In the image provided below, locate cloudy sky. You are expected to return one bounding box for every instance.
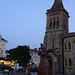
[0,0,75,50]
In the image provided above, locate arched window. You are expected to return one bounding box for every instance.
[68,42,71,50]
[57,17,59,26]
[65,59,67,66]
[69,58,72,66]
[53,18,55,29]
[50,18,52,28]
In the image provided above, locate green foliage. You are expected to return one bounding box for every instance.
[7,45,31,67]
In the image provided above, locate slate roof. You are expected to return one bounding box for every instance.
[64,32,75,38]
[1,38,8,42]
[47,0,69,16]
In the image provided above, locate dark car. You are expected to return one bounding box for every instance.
[0,64,13,72]
[28,66,38,72]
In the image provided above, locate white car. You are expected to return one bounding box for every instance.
[4,69,9,73]
[18,66,24,70]
[11,66,24,70]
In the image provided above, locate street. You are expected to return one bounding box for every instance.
[0,70,37,75]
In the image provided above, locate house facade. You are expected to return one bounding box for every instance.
[0,35,8,58]
[64,33,75,75]
[29,48,40,66]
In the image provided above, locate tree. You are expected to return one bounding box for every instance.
[7,45,31,67]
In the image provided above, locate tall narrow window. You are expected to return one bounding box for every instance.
[3,43,4,47]
[57,17,59,27]
[64,43,66,51]
[1,50,3,55]
[68,42,71,50]
[50,18,52,28]
[51,38,55,49]
[52,39,54,49]
[53,18,55,29]
[69,58,72,66]
[65,59,67,66]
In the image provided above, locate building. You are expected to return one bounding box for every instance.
[0,35,8,59]
[64,33,75,75]
[29,48,40,66]
[44,0,75,75]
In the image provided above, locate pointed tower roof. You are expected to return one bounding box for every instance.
[47,0,69,16]
[51,0,64,9]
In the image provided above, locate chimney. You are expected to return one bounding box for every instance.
[34,48,37,52]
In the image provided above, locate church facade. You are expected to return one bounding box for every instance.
[44,0,75,75]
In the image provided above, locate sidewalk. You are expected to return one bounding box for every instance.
[30,72,37,75]
[9,70,37,75]
[0,70,37,75]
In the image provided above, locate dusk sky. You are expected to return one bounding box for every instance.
[0,0,75,50]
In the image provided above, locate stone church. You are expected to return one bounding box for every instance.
[44,0,75,75]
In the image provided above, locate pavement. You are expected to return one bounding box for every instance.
[30,72,37,75]
[0,70,37,75]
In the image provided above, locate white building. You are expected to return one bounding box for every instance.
[0,35,8,58]
[29,48,40,66]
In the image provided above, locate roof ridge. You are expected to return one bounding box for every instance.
[69,32,75,34]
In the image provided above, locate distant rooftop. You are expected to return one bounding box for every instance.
[47,0,69,16]
[1,38,8,42]
[30,48,39,52]
[0,34,8,42]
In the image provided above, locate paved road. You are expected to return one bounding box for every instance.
[0,70,37,75]
[30,72,37,75]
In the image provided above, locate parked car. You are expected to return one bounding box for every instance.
[28,66,38,72]
[11,66,24,70]
[0,64,13,73]
[18,66,24,70]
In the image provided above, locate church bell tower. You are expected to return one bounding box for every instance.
[44,0,69,74]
